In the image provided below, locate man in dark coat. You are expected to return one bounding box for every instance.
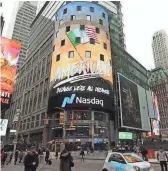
[60,148,73,171]
[24,146,39,171]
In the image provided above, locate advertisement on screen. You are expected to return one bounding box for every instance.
[118,74,142,129]
[153,93,160,121]
[0,37,21,109]
[48,2,113,112]
[151,119,160,136]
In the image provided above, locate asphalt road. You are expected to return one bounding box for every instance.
[1,159,163,171]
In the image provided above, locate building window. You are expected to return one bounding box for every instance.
[100,54,104,61]
[102,12,105,18]
[99,19,103,25]
[104,43,107,50]
[71,15,76,21]
[56,15,58,21]
[56,54,60,61]
[90,7,94,12]
[87,15,91,21]
[96,27,100,34]
[76,37,81,44]
[63,8,67,14]
[66,26,70,32]
[90,38,95,45]
[80,25,85,30]
[59,19,63,25]
[106,32,109,39]
[68,51,74,58]
[85,51,91,58]
[61,39,65,46]
[56,32,58,38]
[77,6,81,11]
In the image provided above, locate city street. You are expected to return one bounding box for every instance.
[1,159,162,171]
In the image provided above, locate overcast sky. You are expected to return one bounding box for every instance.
[2,0,168,70]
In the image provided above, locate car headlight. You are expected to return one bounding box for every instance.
[133,166,140,171]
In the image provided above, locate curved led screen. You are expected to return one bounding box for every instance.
[48,2,113,112]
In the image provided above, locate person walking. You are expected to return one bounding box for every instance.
[45,148,50,165]
[19,150,24,163]
[1,149,8,168]
[14,150,19,165]
[7,152,13,165]
[24,146,39,171]
[140,146,148,161]
[60,147,74,171]
[157,147,168,171]
[38,148,44,169]
[80,148,85,162]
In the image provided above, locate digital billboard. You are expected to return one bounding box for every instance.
[118,74,142,129]
[0,119,8,136]
[152,93,160,121]
[119,132,133,140]
[151,119,160,136]
[0,37,21,109]
[48,2,113,112]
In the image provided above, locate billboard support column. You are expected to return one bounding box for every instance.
[91,111,94,149]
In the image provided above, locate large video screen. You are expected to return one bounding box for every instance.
[152,93,160,121]
[118,74,142,129]
[48,2,113,112]
[0,37,21,110]
[151,119,160,136]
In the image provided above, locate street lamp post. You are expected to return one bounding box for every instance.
[12,89,27,165]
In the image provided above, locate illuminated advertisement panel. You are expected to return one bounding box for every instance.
[0,37,21,109]
[48,2,113,112]
[118,74,142,129]
[152,93,160,121]
[151,118,160,136]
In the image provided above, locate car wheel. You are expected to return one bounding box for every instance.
[102,169,108,171]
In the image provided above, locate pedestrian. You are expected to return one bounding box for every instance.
[45,148,50,165]
[38,148,44,169]
[1,149,8,168]
[7,152,13,165]
[60,147,74,171]
[80,148,85,162]
[14,150,19,165]
[24,146,39,171]
[140,146,148,161]
[157,147,168,171]
[19,150,24,163]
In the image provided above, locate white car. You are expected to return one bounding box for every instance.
[102,152,154,171]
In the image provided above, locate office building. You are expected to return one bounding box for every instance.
[5,2,151,148]
[152,30,168,71]
[11,1,37,68]
[149,68,168,138]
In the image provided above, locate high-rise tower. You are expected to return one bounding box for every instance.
[152,30,168,71]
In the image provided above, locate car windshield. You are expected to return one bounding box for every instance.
[123,153,143,163]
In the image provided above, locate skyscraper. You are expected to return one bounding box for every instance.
[152,30,168,71]
[12,1,37,68]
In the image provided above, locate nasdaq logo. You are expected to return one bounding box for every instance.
[61,94,76,107]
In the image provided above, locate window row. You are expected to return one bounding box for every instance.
[56,52,105,61]
[56,25,109,39]
[62,6,106,18]
[59,15,104,26]
[60,38,108,48]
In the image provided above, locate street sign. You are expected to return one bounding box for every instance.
[10,130,16,133]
